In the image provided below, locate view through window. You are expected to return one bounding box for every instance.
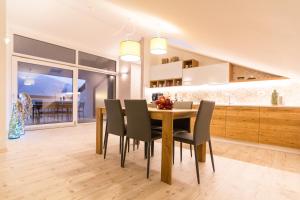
[18,61,74,125]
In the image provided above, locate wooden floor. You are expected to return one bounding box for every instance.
[0,123,300,200]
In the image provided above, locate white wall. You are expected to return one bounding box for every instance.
[130,64,141,99]
[118,61,131,105]
[118,61,142,104]
[0,0,7,151]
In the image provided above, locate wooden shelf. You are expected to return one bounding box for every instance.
[182,59,199,69]
[229,64,285,82]
[150,78,182,88]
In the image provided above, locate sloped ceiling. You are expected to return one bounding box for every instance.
[7,0,300,78]
[111,0,300,78]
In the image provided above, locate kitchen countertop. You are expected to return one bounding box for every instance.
[193,103,300,108]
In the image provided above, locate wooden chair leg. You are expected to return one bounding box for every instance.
[147,141,151,178]
[151,141,154,157]
[190,144,193,157]
[122,137,129,168]
[193,144,200,184]
[104,132,109,159]
[180,142,182,162]
[208,140,215,172]
[173,140,175,164]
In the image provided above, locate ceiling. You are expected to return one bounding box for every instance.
[111,0,300,78]
[7,0,300,78]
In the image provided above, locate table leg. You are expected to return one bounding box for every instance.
[197,143,206,162]
[190,116,206,162]
[96,108,103,154]
[161,112,173,185]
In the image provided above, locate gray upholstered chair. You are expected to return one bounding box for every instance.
[104,99,127,166]
[173,100,215,184]
[173,101,194,161]
[123,99,162,178]
[173,101,193,109]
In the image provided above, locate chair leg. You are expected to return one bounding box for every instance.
[133,139,135,151]
[103,121,108,150]
[208,140,215,172]
[127,139,130,152]
[119,136,121,154]
[144,142,147,159]
[193,144,200,184]
[120,136,124,167]
[104,132,109,159]
[151,141,154,157]
[122,137,129,168]
[190,144,193,157]
[147,142,151,178]
[180,142,182,162]
[173,140,175,164]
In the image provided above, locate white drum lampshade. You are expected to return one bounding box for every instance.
[119,40,141,62]
[150,37,167,55]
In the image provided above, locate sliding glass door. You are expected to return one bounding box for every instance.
[12,56,116,128]
[77,70,115,123]
[12,57,77,127]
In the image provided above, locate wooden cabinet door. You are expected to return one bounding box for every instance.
[226,106,259,142]
[259,107,300,148]
[210,106,227,137]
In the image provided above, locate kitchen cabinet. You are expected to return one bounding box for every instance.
[182,63,230,85]
[210,106,227,137]
[259,107,300,148]
[150,61,182,81]
[225,106,260,142]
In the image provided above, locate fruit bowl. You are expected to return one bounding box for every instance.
[155,96,173,110]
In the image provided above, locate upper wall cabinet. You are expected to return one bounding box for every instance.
[150,61,183,81]
[182,63,230,85]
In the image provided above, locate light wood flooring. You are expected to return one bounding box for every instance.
[0,123,300,200]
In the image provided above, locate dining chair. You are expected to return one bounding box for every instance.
[173,101,194,161]
[173,100,215,184]
[123,99,162,178]
[104,99,127,166]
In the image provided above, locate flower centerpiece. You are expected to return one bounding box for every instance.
[155,96,173,110]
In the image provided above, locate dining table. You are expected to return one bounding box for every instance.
[95,107,207,185]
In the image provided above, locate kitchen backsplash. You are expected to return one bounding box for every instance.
[145,79,300,106]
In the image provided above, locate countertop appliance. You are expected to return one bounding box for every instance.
[152,93,163,101]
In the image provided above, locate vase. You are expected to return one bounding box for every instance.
[8,102,25,139]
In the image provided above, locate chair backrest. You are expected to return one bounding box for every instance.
[148,101,157,108]
[104,99,126,136]
[193,100,215,145]
[124,99,152,142]
[173,101,193,131]
[173,101,193,109]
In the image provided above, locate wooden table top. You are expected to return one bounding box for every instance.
[98,107,198,120]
